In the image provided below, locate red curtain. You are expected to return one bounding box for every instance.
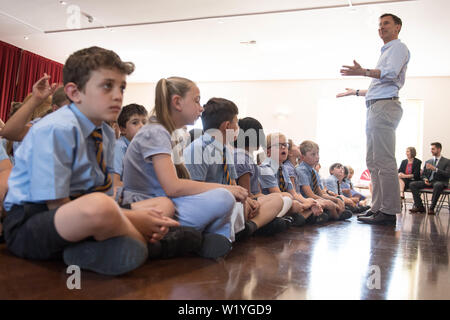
[0,42,63,122]
[0,41,22,122]
[15,50,63,103]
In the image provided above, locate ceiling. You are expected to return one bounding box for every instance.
[1,0,449,82]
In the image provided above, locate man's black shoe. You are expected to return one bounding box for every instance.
[358,211,396,226]
[409,206,426,214]
[357,209,377,218]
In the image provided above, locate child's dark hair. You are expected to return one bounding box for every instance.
[343,166,349,179]
[234,117,265,150]
[117,104,148,128]
[63,46,134,93]
[189,128,204,145]
[201,97,238,131]
[329,162,343,174]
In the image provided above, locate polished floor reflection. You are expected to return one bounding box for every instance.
[1,205,449,299]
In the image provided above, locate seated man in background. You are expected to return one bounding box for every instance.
[409,142,450,215]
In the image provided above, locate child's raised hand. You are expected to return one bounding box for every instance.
[32,73,58,101]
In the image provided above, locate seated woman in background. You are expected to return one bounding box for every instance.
[398,147,422,199]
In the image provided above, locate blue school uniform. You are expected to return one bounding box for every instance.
[3,103,114,260]
[259,157,293,195]
[183,133,244,240]
[233,148,261,195]
[183,132,238,183]
[119,119,235,240]
[113,135,130,179]
[295,162,324,197]
[11,117,43,164]
[325,175,341,195]
[0,139,12,163]
[0,142,9,161]
[342,178,366,200]
[283,160,300,193]
[4,103,115,211]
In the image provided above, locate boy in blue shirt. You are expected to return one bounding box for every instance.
[259,133,323,226]
[2,47,182,276]
[184,98,286,240]
[283,139,328,224]
[0,143,12,243]
[325,163,361,213]
[296,140,352,221]
[113,103,148,192]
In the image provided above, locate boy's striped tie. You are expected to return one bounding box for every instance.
[278,166,287,192]
[311,169,320,194]
[91,128,112,192]
[223,146,231,185]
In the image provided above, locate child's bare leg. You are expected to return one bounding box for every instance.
[251,194,283,228]
[54,193,182,276]
[288,200,312,219]
[343,196,356,207]
[318,198,340,219]
[398,178,405,197]
[54,193,147,244]
[131,197,175,218]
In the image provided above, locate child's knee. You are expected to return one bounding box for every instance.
[81,193,122,229]
[159,197,176,217]
[267,193,283,211]
[281,192,293,199]
[216,188,236,211]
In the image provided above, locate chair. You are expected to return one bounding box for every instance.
[402,188,413,211]
[419,187,450,215]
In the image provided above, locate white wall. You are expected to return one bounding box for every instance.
[124,76,450,170]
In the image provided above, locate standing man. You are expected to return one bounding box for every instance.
[337,13,410,225]
[409,143,450,215]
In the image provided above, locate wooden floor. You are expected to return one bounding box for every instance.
[1,203,449,300]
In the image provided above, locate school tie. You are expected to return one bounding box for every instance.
[311,169,320,194]
[91,128,112,192]
[278,166,287,192]
[223,146,231,185]
[337,180,341,195]
[430,158,438,181]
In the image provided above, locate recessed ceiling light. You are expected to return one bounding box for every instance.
[24,36,29,40]
[240,40,257,45]
[218,21,225,24]
[59,1,67,5]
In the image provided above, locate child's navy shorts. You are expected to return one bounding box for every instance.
[3,203,72,260]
